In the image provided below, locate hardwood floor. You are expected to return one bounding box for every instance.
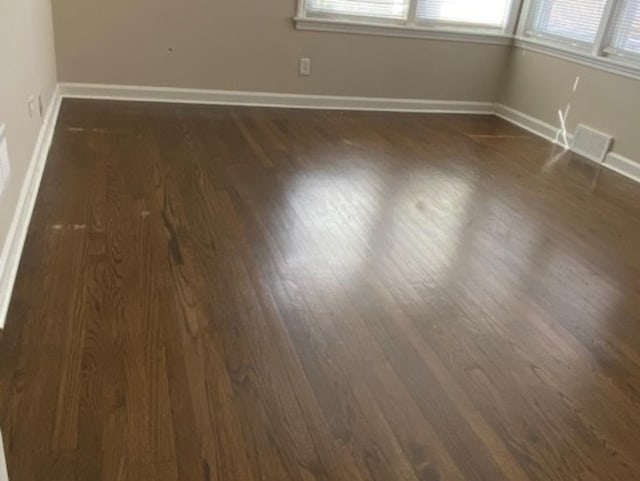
[1,99,640,481]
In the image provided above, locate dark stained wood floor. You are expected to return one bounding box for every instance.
[1,99,640,481]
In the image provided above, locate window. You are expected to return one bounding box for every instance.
[607,0,640,57]
[524,0,608,46]
[305,0,410,20]
[297,0,519,37]
[517,0,640,74]
[416,0,512,29]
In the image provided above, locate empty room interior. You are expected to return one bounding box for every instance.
[2,0,640,479]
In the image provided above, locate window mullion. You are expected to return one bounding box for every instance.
[515,0,534,37]
[593,0,617,56]
[506,0,525,35]
[406,0,419,26]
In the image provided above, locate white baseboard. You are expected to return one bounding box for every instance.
[0,86,62,329]
[54,85,640,183]
[494,103,570,146]
[494,103,640,183]
[604,152,640,183]
[58,82,495,114]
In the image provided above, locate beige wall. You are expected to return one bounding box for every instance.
[0,0,57,256]
[501,47,640,161]
[51,0,509,101]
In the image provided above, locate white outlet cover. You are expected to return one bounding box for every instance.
[299,57,311,76]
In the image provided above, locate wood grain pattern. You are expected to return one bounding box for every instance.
[1,99,640,481]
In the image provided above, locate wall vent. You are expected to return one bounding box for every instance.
[571,124,613,163]
[0,125,10,198]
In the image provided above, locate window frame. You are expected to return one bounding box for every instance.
[294,0,522,45]
[518,0,610,51]
[515,0,640,79]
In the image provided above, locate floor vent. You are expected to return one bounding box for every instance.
[571,124,613,163]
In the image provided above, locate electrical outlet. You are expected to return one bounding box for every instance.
[299,57,311,76]
[0,125,10,198]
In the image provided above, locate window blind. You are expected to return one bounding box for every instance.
[416,0,512,28]
[305,0,410,19]
[608,0,640,54]
[528,0,607,44]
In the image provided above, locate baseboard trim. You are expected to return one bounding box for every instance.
[494,103,570,146]
[494,103,640,183]
[0,86,62,329]
[604,152,640,183]
[58,82,495,114]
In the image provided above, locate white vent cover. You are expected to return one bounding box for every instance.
[571,124,613,163]
[0,125,10,198]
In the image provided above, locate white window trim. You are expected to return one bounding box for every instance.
[294,0,521,45]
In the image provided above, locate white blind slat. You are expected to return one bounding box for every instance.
[306,0,410,19]
[609,0,640,54]
[416,0,511,27]
[529,0,607,44]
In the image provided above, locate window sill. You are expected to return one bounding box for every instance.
[294,17,513,46]
[514,37,640,81]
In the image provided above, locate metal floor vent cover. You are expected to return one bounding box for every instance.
[572,124,613,163]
